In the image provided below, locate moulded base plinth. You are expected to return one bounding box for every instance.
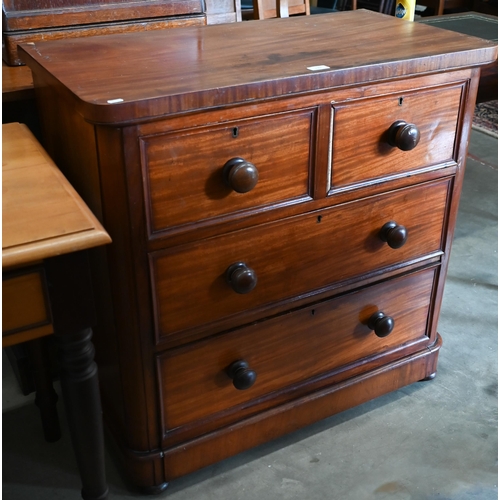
[110,335,442,491]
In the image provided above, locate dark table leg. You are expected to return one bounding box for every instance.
[25,336,61,442]
[56,327,108,500]
[46,251,108,500]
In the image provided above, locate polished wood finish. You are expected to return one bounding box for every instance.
[2,0,240,66]
[142,107,313,234]
[387,120,421,151]
[162,337,441,479]
[222,158,260,193]
[225,262,259,294]
[2,122,111,500]
[19,10,497,492]
[3,16,206,66]
[2,0,203,31]
[158,268,435,433]
[2,268,52,346]
[330,83,463,189]
[379,221,408,249]
[2,62,34,101]
[2,123,111,268]
[417,13,498,104]
[151,179,449,341]
[18,11,496,124]
[227,360,258,390]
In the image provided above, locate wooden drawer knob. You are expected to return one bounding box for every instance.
[388,120,420,151]
[227,360,257,390]
[379,221,408,249]
[367,311,395,338]
[223,157,259,193]
[225,262,257,294]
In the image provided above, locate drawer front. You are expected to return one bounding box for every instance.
[2,268,52,337]
[141,108,315,235]
[151,179,450,339]
[330,84,463,190]
[157,267,436,430]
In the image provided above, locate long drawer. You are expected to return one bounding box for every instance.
[150,179,450,339]
[157,266,436,432]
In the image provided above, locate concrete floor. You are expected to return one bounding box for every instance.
[3,129,497,500]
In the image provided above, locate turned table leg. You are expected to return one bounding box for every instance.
[46,251,108,500]
[56,327,108,500]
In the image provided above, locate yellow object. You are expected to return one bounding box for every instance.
[395,0,415,21]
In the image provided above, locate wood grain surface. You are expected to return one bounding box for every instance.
[2,123,111,267]
[19,10,495,490]
[3,0,204,30]
[18,10,497,124]
[151,179,449,338]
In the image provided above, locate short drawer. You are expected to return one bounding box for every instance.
[141,108,315,235]
[157,267,436,431]
[150,179,450,339]
[2,267,53,345]
[330,83,464,190]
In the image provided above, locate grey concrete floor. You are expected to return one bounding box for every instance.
[3,129,497,500]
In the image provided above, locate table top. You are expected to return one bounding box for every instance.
[18,10,497,125]
[2,122,111,268]
[2,62,34,102]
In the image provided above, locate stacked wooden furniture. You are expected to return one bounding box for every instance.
[2,0,241,66]
[19,10,497,493]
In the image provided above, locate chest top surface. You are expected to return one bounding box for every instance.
[19,9,497,124]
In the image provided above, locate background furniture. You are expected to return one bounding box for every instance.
[255,0,310,18]
[2,122,111,500]
[417,12,498,103]
[417,0,497,15]
[417,0,471,15]
[354,0,393,13]
[2,62,41,143]
[241,0,315,20]
[19,10,497,493]
[2,0,241,66]
[241,0,355,20]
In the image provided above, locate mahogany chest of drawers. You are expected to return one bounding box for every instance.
[19,10,497,492]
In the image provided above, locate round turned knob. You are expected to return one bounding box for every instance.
[227,360,257,390]
[223,157,259,193]
[225,262,257,294]
[379,221,408,249]
[367,311,395,338]
[388,120,421,151]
